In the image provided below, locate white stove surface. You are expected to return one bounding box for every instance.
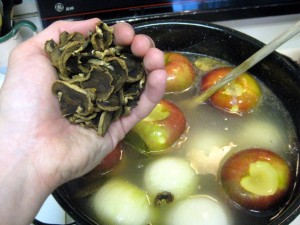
[35,195,67,223]
[1,6,299,224]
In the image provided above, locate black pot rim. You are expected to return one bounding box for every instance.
[53,19,300,225]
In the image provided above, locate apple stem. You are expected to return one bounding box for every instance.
[190,20,300,106]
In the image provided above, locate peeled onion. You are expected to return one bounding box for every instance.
[92,178,151,225]
[164,195,230,225]
[238,119,286,154]
[143,157,198,206]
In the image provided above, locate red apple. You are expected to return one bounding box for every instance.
[201,67,261,114]
[165,52,196,92]
[221,149,292,210]
[126,99,186,155]
[88,142,123,175]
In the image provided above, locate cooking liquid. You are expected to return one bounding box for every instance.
[66,54,299,225]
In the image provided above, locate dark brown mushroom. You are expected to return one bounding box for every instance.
[81,66,114,101]
[98,111,113,136]
[45,21,146,136]
[123,53,146,82]
[91,21,113,51]
[52,80,94,116]
[96,94,121,112]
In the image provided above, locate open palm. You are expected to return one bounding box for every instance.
[0,18,166,190]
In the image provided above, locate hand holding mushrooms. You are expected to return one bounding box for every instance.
[0,18,166,225]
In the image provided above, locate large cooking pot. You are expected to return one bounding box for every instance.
[51,20,300,225]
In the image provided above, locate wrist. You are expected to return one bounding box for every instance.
[0,130,57,225]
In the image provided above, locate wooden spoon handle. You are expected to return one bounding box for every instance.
[192,20,300,105]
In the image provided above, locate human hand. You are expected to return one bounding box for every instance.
[0,18,166,213]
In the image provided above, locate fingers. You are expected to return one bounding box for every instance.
[30,19,157,60]
[130,34,155,57]
[113,22,135,46]
[129,47,166,120]
[108,22,166,143]
[113,22,166,116]
[114,22,164,72]
[107,67,167,144]
[113,22,156,58]
[139,69,167,112]
[143,48,165,73]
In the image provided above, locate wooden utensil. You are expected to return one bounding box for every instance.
[191,20,300,105]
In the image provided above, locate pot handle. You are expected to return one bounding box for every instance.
[32,218,76,225]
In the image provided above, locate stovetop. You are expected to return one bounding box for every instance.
[1,5,299,224]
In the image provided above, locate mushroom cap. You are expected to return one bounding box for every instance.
[46,21,146,136]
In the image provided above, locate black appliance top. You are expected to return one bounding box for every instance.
[36,0,300,28]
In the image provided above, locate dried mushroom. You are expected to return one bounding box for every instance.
[45,21,146,136]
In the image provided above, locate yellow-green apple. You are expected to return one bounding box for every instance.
[164,52,196,92]
[125,99,186,155]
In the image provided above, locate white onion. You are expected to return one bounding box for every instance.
[143,157,198,205]
[92,178,151,225]
[189,131,230,154]
[164,195,230,225]
[238,119,286,154]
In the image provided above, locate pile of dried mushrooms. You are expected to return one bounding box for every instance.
[45,21,146,136]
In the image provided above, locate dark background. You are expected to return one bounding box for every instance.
[36,0,300,28]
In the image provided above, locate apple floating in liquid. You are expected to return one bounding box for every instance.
[164,52,196,92]
[125,99,186,155]
[88,142,122,175]
[221,149,292,211]
[201,67,261,114]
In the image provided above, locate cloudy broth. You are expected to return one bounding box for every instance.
[66,53,299,225]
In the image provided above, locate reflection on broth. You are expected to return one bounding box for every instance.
[67,54,299,225]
